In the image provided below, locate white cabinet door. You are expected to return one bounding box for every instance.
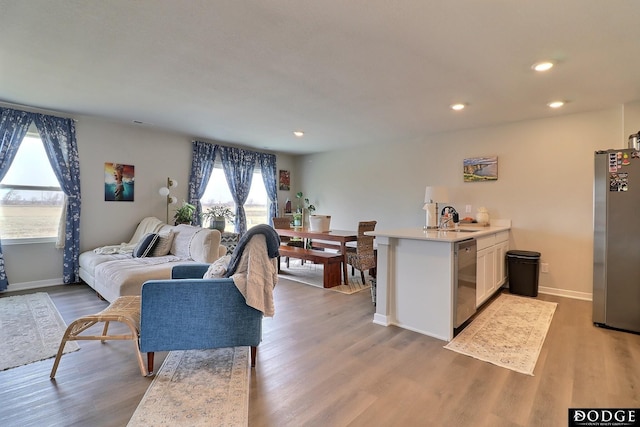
[476,246,495,307]
[495,240,509,288]
[476,248,487,307]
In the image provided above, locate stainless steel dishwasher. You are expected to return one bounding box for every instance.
[454,238,477,328]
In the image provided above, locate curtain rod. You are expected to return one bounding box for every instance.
[192,139,276,156]
[0,100,78,122]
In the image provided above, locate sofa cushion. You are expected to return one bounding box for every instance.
[151,231,175,257]
[170,224,201,259]
[133,233,158,258]
[190,228,222,263]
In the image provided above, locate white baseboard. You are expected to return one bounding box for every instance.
[373,313,390,326]
[5,278,64,292]
[538,286,592,301]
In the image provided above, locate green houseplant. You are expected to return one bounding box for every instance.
[294,191,315,227]
[173,201,196,225]
[295,191,316,214]
[202,205,235,232]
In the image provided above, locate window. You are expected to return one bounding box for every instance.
[0,130,63,242]
[200,166,268,232]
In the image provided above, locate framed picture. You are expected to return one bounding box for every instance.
[464,156,498,182]
[105,162,135,201]
[279,169,290,191]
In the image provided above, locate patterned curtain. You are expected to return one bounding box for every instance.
[33,114,82,284]
[219,146,257,235]
[259,153,278,226]
[0,108,36,290]
[188,141,218,226]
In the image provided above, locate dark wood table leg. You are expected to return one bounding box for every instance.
[341,242,349,285]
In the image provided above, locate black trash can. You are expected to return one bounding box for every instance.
[506,250,541,297]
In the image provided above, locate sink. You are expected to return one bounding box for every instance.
[439,228,479,233]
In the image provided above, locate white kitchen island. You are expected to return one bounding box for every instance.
[368,221,510,342]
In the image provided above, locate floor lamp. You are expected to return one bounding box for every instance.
[158,177,178,224]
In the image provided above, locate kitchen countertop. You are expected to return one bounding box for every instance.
[367,224,510,243]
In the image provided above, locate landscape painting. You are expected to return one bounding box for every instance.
[463,156,498,182]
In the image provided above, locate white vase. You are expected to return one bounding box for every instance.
[476,207,490,226]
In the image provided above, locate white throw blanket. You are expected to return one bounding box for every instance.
[93,217,164,255]
[231,234,278,317]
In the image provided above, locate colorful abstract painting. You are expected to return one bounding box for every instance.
[105,162,135,201]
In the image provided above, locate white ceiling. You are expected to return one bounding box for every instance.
[1,1,639,155]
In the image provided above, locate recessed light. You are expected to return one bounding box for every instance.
[293,130,304,137]
[547,100,565,109]
[450,103,466,111]
[532,61,554,72]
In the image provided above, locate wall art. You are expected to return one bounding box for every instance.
[105,162,135,201]
[463,156,498,182]
[279,169,290,191]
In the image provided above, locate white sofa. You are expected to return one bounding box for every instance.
[79,218,228,302]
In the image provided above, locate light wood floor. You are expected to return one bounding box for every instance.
[1,279,639,427]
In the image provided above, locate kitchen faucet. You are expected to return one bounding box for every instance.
[439,206,459,229]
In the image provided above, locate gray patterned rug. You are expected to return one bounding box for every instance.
[127,347,250,426]
[0,292,79,371]
[278,260,372,295]
[444,293,557,376]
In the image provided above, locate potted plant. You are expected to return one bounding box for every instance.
[173,201,196,225]
[202,204,235,232]
[295,191,316,214]
[294,191,316,227]
[292,211,303,227]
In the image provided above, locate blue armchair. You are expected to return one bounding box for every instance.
[139,263,263,375]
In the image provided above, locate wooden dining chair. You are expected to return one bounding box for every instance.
[346,220,377,283]
[272,217,303,268]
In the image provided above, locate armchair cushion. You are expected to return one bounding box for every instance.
[171,263,210,279]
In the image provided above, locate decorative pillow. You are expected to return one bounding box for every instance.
[150,231,175,257]
[190,228,222,263]
[133,233,158,258]
[203,255,232,279]
[170,224,201,259]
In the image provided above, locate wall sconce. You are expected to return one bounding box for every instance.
[423,186,449,229]
[159,177,178,223]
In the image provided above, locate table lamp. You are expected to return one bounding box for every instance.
[423,186,449,229]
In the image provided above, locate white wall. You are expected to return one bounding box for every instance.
[6,101,639,292]
[4,113,294,289]
[624,101,640,139]
[77,117,192,250]
[295,106,630,299]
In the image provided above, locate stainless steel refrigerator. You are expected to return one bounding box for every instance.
[593,148,640,333]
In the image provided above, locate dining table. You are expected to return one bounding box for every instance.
[275,227,358,286]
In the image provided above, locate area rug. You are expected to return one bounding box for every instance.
[127,347,250,427]
[0,292,79,371]
[444,293,557,376]
[278,260,372,295]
